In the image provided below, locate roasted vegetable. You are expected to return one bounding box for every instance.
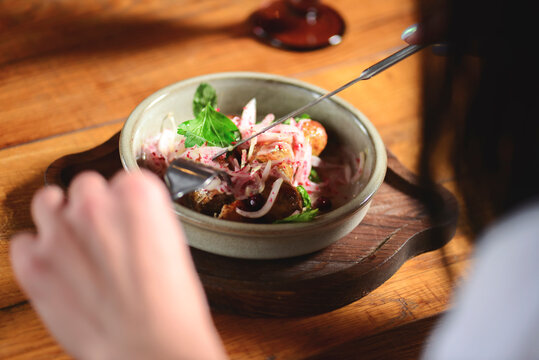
[300,119,327,156]
[179,190,234,217]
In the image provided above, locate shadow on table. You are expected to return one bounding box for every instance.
[1,173,43,241]
[0,2,250,65]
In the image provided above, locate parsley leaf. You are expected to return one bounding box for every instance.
[296,185,312,208]
[274,208,319,223]
[283,113,311,125]
[178,105,240,148]
[178,83,241,148]
[193,83,217,116]
[309,168,321,183]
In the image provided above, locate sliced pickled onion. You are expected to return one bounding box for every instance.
[260,113,275,126]
[350,151,366,183]
[261,160,272,182]
[247,136,257,160]
[240,98,256,127]
[311,155,321,167]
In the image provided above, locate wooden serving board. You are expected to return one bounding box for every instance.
[45,131,458,317]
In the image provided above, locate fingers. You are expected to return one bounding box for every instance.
[31,185,65,239]
[110,169,172,208]
[109,170,181,243]
[11,170,223,360]
[64,172,113,256]
[10,231,100,359]
[67,171,110,216]
[10,232,46,298]
[108,170,191,274]
[401,24,422,44]
[401,22,450,57]
[401,11,448,46]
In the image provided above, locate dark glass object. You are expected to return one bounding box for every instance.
[249,0,345,51]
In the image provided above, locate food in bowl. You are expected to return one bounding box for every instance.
[120,72,386,259]
[138,83,365,223]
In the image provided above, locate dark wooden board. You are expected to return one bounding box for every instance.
[45,130,458,317]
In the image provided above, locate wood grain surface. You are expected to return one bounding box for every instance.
[0,0,473,359]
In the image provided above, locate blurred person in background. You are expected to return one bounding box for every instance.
[403,0,539,358]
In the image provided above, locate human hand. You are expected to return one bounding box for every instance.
[400,11,447,46]
[401,20,449,56]
[10,170,227,360]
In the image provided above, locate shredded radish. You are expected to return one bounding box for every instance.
[260,113,275,126]
[160,112,177,131]
[240,149,247,169]
[261,160,272,182]
[240,98,256,127]
[259,160,272,193]
[247,136,257,160]
[250,164,262,175]
[204,178,223,191]
[311,155,321,167]
[350,151,365,183]
[231,158,240,171]
[256,132,293,144]
[235,178,283,218]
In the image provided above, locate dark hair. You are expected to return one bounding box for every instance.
[417,0,539,236]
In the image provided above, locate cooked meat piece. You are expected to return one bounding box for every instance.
[218,201,254,222]
[273,161,294,182]
[255,141,294,163]
[262,177,302,222]
[254,142,295,182]
[179,190,234,217]
[218,176,302,223]
[300,119,327,156]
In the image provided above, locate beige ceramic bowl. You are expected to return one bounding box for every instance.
[120,72,387,259]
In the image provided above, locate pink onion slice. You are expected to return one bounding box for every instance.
[311,155,321,167]
[240,98,256,127]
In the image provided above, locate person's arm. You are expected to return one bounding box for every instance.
[10,170,227,360]
[422,201,539,360]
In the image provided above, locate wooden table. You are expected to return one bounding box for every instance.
[0,1,473,358]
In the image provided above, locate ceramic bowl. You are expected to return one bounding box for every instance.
[120,72,387,259]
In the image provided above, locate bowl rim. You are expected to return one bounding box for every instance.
[120,71,387,235]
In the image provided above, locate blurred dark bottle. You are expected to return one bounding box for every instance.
[249,0,345,51]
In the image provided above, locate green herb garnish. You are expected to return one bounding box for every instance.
[309,168,320,183]
[274,208,319,223]
[192,83,217,116]
[297,185,312,208]
[283,113,310,125]
[178,84,240,148]
[297,113,311,120]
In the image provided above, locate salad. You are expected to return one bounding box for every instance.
[138,83,364,223]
